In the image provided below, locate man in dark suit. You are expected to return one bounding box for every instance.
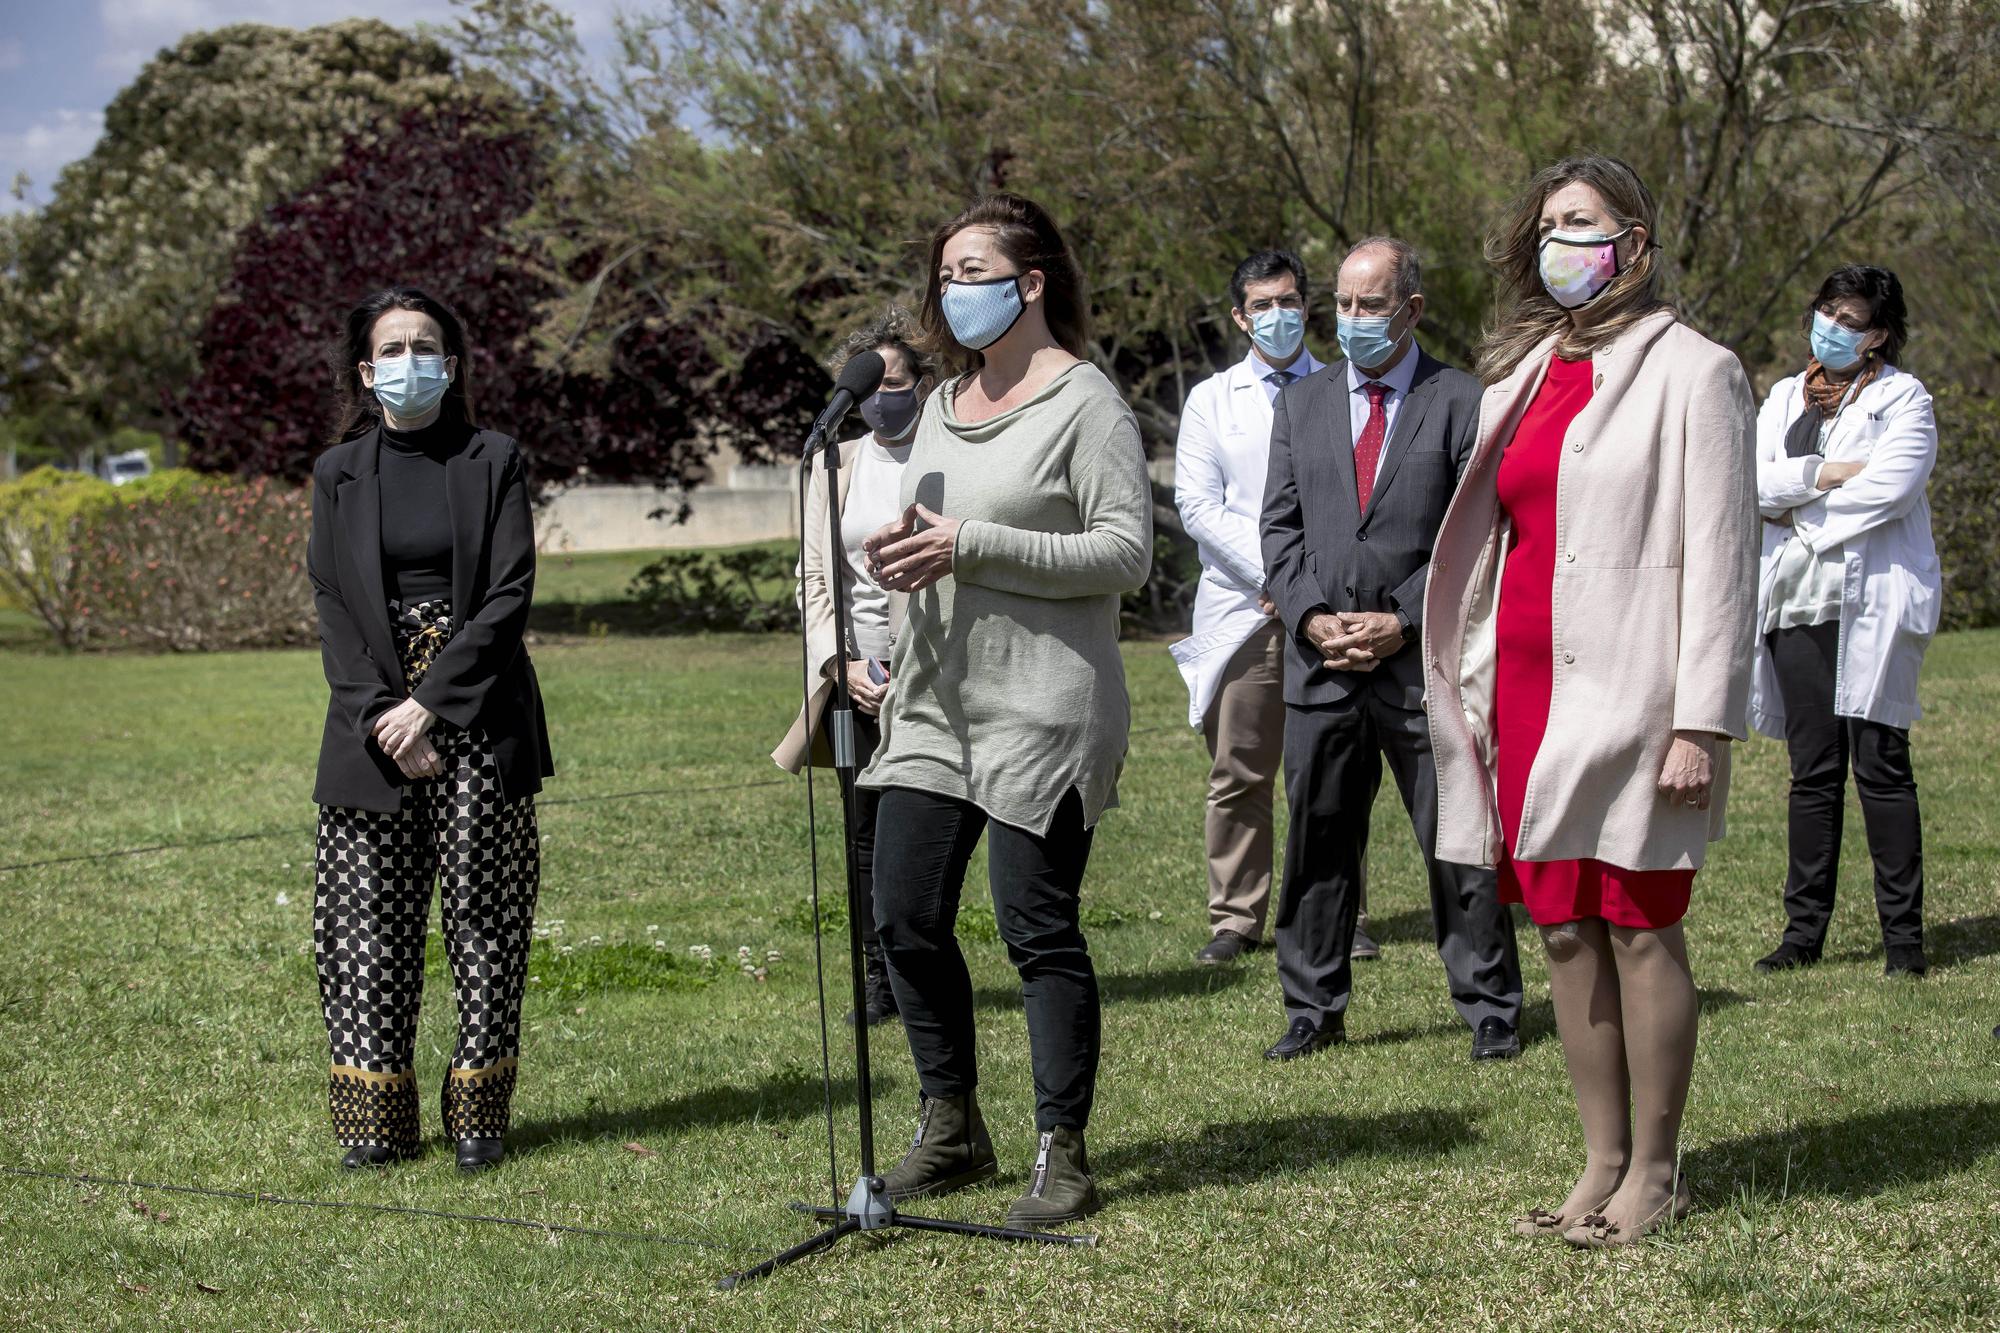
[1259,237,1523,1062]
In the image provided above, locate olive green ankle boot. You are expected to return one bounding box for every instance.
[880,1094,998,1201]
[1004,1126,1099,1227]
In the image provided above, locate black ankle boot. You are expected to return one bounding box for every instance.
[847,946,900,1027]
[341,1144,410,1170]
[456,1138,506,1173]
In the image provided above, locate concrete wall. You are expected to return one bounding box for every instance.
[534,457,803,554]
[534,453,1178,555]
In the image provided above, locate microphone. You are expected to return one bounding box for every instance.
[806,350,886,454]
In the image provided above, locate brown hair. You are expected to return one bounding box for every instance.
[330,286,477,443]
[917,193,1089,377]
[831,305,936,388]
[1476,155,1671,383]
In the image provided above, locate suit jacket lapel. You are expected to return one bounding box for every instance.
[1362,353,1436,523]
[447,439,497,629]
[1321,366,1360,524]
[335,427,400,687]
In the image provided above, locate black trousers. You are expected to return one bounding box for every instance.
[836,711,884,954]
[872,787,1099,1131]
[1274,692,1523,1031]
[1769,622,1924,952]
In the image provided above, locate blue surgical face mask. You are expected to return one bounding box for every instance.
[941,275,1026,351]
[1337,299,1410,371]
[1810,309,1872,373]
[1250,306,1305,363]
[371,353,452,417]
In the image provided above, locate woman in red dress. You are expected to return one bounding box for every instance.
[1425,156,1758,1247]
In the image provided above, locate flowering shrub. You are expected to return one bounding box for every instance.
[0,467,121,648]
[71,472,313,651]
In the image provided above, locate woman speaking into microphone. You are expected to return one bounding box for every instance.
[858,194,1152,1228]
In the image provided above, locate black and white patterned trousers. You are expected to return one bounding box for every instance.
[313,600,540,1151]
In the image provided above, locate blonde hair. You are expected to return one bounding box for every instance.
[1476,155,1672,384]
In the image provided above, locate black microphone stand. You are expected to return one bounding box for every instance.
[719,410,1097,1291]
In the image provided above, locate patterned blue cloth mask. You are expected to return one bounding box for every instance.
[941,275,1026,351]
[371,354,452,417]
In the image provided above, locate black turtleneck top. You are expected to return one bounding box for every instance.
[379,418,472,604]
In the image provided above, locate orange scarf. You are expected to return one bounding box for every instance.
[1801,357,1877,416]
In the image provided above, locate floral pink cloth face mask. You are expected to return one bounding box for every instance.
[1538,227,1632,310]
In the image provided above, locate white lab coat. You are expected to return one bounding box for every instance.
[1750,363,1941,736]
[1170,347,1323,726]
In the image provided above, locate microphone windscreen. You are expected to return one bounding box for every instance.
[834,349,887,400]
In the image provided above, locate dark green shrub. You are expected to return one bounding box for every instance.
[1932,386,2000,631]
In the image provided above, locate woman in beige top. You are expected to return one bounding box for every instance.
[1425,156,1757,1246]
[771,311,932,1026]
[857,193,1152,1230]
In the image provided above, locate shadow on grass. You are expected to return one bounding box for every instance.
[1685,1098,2000,1199]
[530,600,681,638]
[1097,1107,1482,1200]
[1822,912,2000,969]
[971,964,1257,1012]
[508,1064,904,1153]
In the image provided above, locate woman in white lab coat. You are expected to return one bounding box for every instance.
[1750,265,1940,978]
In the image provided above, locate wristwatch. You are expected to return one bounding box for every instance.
[1395,608,1416,643]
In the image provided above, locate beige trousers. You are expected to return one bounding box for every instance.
[1202,621,1287,941]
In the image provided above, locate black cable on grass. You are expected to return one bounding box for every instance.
[0,725,1176,875]
[0,1166,747,1253]
[0,777,790,874]
[795,455,844,1210]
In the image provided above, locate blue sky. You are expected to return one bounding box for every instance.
[0,2,626,215]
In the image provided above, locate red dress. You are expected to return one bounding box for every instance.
[1493,355,1694,929]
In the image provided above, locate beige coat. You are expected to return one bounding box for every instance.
[1423,310,1758,872]
[770,438,909,773]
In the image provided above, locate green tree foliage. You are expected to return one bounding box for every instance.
[0,21,503,448]
[461,0,2000,443]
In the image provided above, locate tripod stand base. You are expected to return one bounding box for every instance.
[717,1181,1098,1290]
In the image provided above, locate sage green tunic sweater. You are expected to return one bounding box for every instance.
[859,362,1153,834]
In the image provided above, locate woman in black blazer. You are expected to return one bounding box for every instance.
[307,287,553,1173]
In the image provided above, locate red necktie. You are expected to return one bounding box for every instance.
[1355,381,1390,513]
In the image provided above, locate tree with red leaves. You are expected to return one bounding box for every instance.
[175,104,829,492]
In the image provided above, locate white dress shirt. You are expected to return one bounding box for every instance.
[1343,341,1423,483]
[1169,344,1324,725]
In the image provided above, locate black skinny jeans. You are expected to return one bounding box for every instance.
[836,711,883,954]
[1769,622,1924,952]
[871,787,1100,1131]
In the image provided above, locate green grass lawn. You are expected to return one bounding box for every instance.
[1,621,1997,1331]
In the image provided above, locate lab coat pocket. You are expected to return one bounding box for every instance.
[1895,558,1942,640]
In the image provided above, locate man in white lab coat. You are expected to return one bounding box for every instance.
[1173,250,1376,966]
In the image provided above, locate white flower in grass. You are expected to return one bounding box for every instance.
[652,939,666,951]
[588,935,603,946]
[689,944,713,962]
[274,892,290,906]
[766,949,782,963]
[559,944,575,956]
[737,945,753,961]
[645,924,659,935]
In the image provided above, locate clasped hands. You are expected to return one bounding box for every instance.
[864,503,961,594]
[372,697,441,780]
[1303,610,1404,673]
